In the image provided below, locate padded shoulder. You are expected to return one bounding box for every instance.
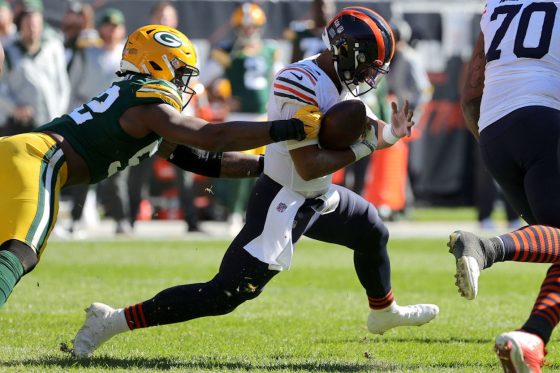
[133,78,184,112]
[272,63,320,107]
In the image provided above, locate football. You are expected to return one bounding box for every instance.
[318,100,368,150]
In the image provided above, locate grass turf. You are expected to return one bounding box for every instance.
[0,238,556,372]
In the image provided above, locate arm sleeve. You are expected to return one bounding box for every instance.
[167,145,223,177]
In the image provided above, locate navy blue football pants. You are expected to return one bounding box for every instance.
[141,175,391,325]
[480,106,560,227]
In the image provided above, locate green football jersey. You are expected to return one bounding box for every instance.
[36,75,183,184]
[225,43,276,114]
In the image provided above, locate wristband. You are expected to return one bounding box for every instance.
[269,119,305,142]
[382,124,400,145]
[350,141,374,161]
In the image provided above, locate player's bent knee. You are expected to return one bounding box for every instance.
[376,223,390,247]
[350,220,389,253]
[212,278,265,315]
[0,240,38,274]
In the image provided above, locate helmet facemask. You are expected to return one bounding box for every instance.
[332,37,390,97]
[171,60,200,109]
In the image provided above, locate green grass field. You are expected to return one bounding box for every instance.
[0,238,556,372]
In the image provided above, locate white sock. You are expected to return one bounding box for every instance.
[108,308,130,334]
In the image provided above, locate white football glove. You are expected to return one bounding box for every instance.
[350,123,377,161]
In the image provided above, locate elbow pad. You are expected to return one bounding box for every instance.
[167,145,223,177]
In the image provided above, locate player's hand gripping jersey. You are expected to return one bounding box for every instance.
[265,59,377,198]
[36,75,183,183]
[479,0,560,131]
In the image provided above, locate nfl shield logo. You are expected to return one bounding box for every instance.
[276,203,287,213]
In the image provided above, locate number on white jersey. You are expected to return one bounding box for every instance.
[487,2,557,61]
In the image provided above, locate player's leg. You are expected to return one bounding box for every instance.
[135,244,279,326]
[126,158,153,227]
[98,170,131,234]
[72,243,280,357]
[492,108,560,373]
[450,107,560,371]
[73,175,286,357]
[128,175,288,324]
[449,107,560,299]
[0,133,67,306]
[303,185,438,335]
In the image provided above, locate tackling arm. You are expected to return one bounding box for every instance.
[157,140,263,178]
[460,32,486,141]
[120,103,320,153]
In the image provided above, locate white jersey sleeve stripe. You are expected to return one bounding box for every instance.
[273,83,318,106]
[278,67,318,86]
[276,76,316,96]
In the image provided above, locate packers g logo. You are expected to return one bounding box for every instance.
[153,31,182,48]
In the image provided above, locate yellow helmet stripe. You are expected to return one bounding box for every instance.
[136,89,182,111]
[141,83,182,100]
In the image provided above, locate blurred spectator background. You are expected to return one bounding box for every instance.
[126,0,202,234]
[201,2,279,236]
[63,6,131,237]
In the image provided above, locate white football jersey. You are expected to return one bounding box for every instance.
[264,58,376,198]
[479,0,560,131]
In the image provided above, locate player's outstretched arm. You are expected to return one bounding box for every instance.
[460,32,486,141]
[121,103,320,153]
[376,100,414,150]
[219,152,263,178]
[157,140,263,178]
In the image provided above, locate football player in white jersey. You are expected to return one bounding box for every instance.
[448,0,560,371]
[72,7,439,358]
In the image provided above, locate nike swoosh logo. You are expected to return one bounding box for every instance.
[290,72,303,80]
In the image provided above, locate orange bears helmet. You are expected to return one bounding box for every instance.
[322,7,395,96]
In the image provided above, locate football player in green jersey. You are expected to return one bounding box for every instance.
[0,24,320,309]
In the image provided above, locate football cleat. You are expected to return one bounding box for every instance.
[447,230,487,300]
[72,303,128,358]
[367,302,439,335]
[495,331,546,373]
